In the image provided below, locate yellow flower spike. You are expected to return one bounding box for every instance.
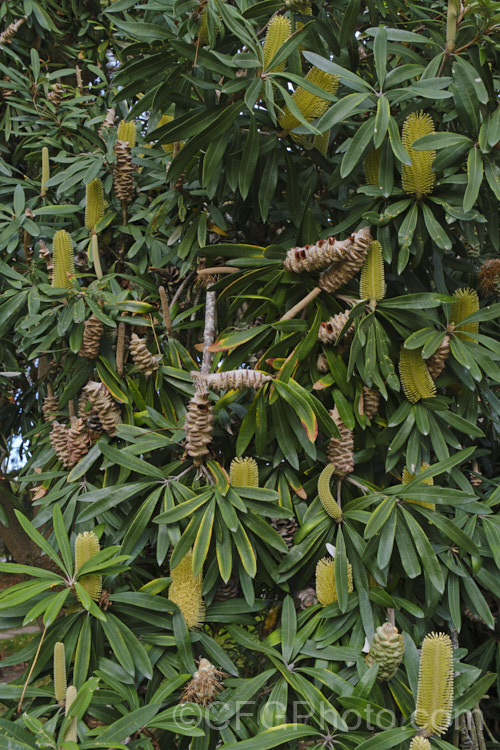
[278,67,339,133]
[75,531,102,603]
[402,462,435,510]
[52,230,75,290]
[85,177,104,231]
[450,288,479,341]
[65,686,78,743]
[263,15,292,73]
[53,642,67,705]
[364,147,381,186]
[359,241,385,302]
[415,632,454,736]
[117,119,137,148]
[399,347,436,403]
[401,111,436,198]
[41,146,50,196]
[230,457,259,487]
[409,737,431,750]
[315,556,353,606]
[317,464,343,521]
[168,550,205,629]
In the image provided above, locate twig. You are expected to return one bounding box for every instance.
[68,400,75,420]
[17,626,47,715]
[159,285,173,335]
[280,287,322,321]
[116,321,126,378]
[201,290,217,376]
[197,266,239,276]
[386,609,395,627]
[171,271,196,308]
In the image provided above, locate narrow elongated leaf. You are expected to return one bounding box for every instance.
[463,147,483,212]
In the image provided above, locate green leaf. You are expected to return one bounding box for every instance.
[101,613,135,675]
[233,521,257,577]
[354,726,416,750]
[303,52,372,93]
[316,93,371,132]
[373,26,387,87]
[210,324,269,352]
[239,116,260,200]
[74,615,91,689]
[453,673,496,717]
[421,202,452,250]
[52,504,72,575]
[219,724,321,750]
[341,117,375,178]
[388,116,411,164]
[192,499,215,576]
[400,507,444,593]
[14,511,65,571]
[374,95,390,149]
[463,147,483,213]
[280,595,297,663]
[154,491,212,523]
[98,440,165,479]
[273,380,317,441]
[412,132,473,150]
[98,705,161,743]
[365,496,397,539]
[77,483,152,522]
[258,146,278,222]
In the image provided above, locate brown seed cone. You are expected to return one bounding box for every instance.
[113,140,134,204]
[66,418,90,467]
[318,310,354,350]
[78,315,104,359]
[426,336,450,380]
[194,369,273,392]
[284,235,353,273]
[317,353,329,373]
[79,381,121,436]
[318,228,372,294]
[42,395,59,422]
[129,333,160,375]
[270,517,298,550]
[50,422,71,465]
[47,82,64,109]
[295,587,318,610]
[185,390,214,465]
[326,407,354,477]
[0,17,25,46]
[469,473,483,488]
[215,574,240,601]
[362,386,380,420]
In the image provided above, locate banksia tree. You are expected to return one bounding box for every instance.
[262,15,291,73]
[450,288,479,340]
[230,456,259,487]
[51,230,75,290]
[414,632,454,736]
[315,556,353,605]
[41,146,49,196]
[117,119,137,148]
[401,112,436,198]
[75,530,102,603]
[168,550,205,629]
[278,67,339,134]
[365,622,404,681]
[317,463,343,521]
[78,314,104,359]
[53,642,67,706]
[326,407,354,477]
[85,177,105,231]
[65,685,78,743]
[129,333,160,375]
[399,348,436,403]
[359,241,385,302]
[180,658,224,705]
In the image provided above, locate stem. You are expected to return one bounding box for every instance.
[386,608,395,627]
[17,626,47,715]
[159,285,173,335]
[91,233,103,279]
[171,271,196,308]
[201,290,217,376]
[280,286,322,321]
[197,266,239,276]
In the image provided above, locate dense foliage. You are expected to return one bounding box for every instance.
[0,0,499,748]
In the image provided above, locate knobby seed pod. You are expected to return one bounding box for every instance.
[66,418,90,466]
[78,314,104,359]
[364,147,381,186]
[315,556,353,606]
[48,82,63,109]
[278,67,339,134]
[75,530,102,603]
[53,642,67,705]
[426,335,450,379]
[168,550,205,629]
[41,147,49,196]
[409,738,431,750]
[285,235,353,273]
[319,227,372,294]
[414,632,454,737]
[116,119,137,148]
[52,230,75,290]
[65,685,78,743]
[42,394,59,422]
[362,386,380,420]
[185,389,214,465]
[317,463,343,521]
[271,517,298,550]
[365,622,404,681]
[478,258,500,297]
[113,140,134,204]
[359,241,385,302]
[401,112,436,198]
[318,311,354,352]
[129,333,160,375]
[198,369,273,392]
[263,15,291,73]
[79,380,122,436]
[0,17,25,46]
[85,177,104,231]
[180,658,225,705]
[230,457,259,487]
[450,288,479,341]
[402,462,435,510]
[326,407,354,477]
[399,347,436,403]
